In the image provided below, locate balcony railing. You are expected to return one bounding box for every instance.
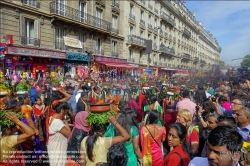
[129,13,135,20]
[154,8,158,14]
[148,4,153,10]
[21,0,40,8]
[200,60,206,64]
[160,11,176,27]
[111,28,119,34]
[160,44,175,55]
[148,24,152,29]
[128,35,146,47]
[184,28,191,38]
[140,19,145,25]
[50,2,111,32]
[21,36,40,47]
[160,29,163,35]
[95,49,104,55]
[111,51,119,57]
[193,57,199,62]
[112,1,119,8]
[182,53,191,60]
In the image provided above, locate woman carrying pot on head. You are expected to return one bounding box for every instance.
[128,90,141,121]
[0,112,35,166]
[80,113,130,166]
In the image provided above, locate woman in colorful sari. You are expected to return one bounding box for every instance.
[140,110,166,166]
[67,111,89,166]
[144,95,163,126]
[90,86,104,104]
[47,102,71,166]
[0,112,35,166]
[18,94,43,160]
[104,101,142,166]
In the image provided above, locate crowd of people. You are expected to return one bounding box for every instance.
[1,67,250,166]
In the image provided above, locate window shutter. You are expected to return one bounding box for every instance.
[22,17,26,37]
[34,20,39,39]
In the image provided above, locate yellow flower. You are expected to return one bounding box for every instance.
[242,141,250,153]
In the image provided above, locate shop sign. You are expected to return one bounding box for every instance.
[63,36,82,48]
[66,52,88,61]
[95,55,127,63]
[143,68,152,78]
[7,46,66,59]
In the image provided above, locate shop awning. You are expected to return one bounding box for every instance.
[98,62,137,69]
[161,68,177,71]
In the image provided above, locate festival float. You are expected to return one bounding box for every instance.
[0,71,10,95]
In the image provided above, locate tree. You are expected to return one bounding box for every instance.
[241,54,250,67]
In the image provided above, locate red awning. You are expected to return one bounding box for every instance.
[98,62,137,69]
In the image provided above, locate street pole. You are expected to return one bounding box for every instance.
[86,51,93,78]
[147,53,150,69]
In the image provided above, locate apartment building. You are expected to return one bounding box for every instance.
[0,0,220,76]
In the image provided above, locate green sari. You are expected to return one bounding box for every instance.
[104,124,139,166]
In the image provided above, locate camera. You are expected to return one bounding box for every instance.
[195,105,200,111]
[212,97,217,102]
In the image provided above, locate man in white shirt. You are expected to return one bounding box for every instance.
[189,126,242,166]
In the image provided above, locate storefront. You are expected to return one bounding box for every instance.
[158,67,176,77]
[92,55,137,79]
[64,52,89,78]
[139,65,157,77]
[5,45,66,79]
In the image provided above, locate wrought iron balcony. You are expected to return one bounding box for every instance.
[182,53,191,60]
[192,57,199,62]
[200,60,206,64]
[183,28,191,38]
[160,44,175,55]
[95,0,105,7]
[111,28,119,34]
[95,49,104,55]
[21,0,40,8]
[128,35,146,47]
[154,8,158,14]
[148,4,153,10]
[111,51,119,57]
[160,11,176,27]
[50,2,111,32]
[112,1,119,8]
[21,36,40,47]
[140,19,145,25]
[129,13,135,20]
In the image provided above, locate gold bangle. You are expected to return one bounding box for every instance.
[17,121,22,126]
[113,122,118,126]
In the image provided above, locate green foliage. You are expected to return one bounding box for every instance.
[0,82,10,89]
[87,110,115,125]
[0,110,23,127]
[16,82,31,92]
[241,54,250,67]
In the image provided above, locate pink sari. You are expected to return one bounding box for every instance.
[140,125,166,166]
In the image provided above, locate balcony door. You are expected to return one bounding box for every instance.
[56,0,65,16]
[96,9,102,28]
[79,1,87,23]
[112,15,117,29]
[96,38,102,54]
[55,27,65,50]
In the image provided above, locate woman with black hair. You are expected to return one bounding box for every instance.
[163,123,193,166]
[80,113,130,166]
[76,91,89,114]
[194,86,207,105]
[104,101,142,166]
[47,102,71,166]
[144,95,163,126]
[140,110,166,166]
[106,143,128,166]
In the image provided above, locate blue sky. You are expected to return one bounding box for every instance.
[186,1,250,66]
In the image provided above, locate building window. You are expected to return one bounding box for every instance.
[112,15,117,29]
[112,41,117,53]
[56,0,65,15]
[129,49,133,59]
[79,1,87,22]
[154,19,157,28]
[141,11,144,20]
[130,5,134,14]
[140,51,143,62]
[96,8,102,28]
[148,34,151,39]
[96,38,102,53]
[55,27,65,50]
[78,34,84,51]
[130,26,134,35]
[140,31,144,38]
[148,15,151,25]
[26,19,34,40]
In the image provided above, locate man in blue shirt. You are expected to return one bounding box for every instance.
[234,107,250,142]
[65,86,78,113]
